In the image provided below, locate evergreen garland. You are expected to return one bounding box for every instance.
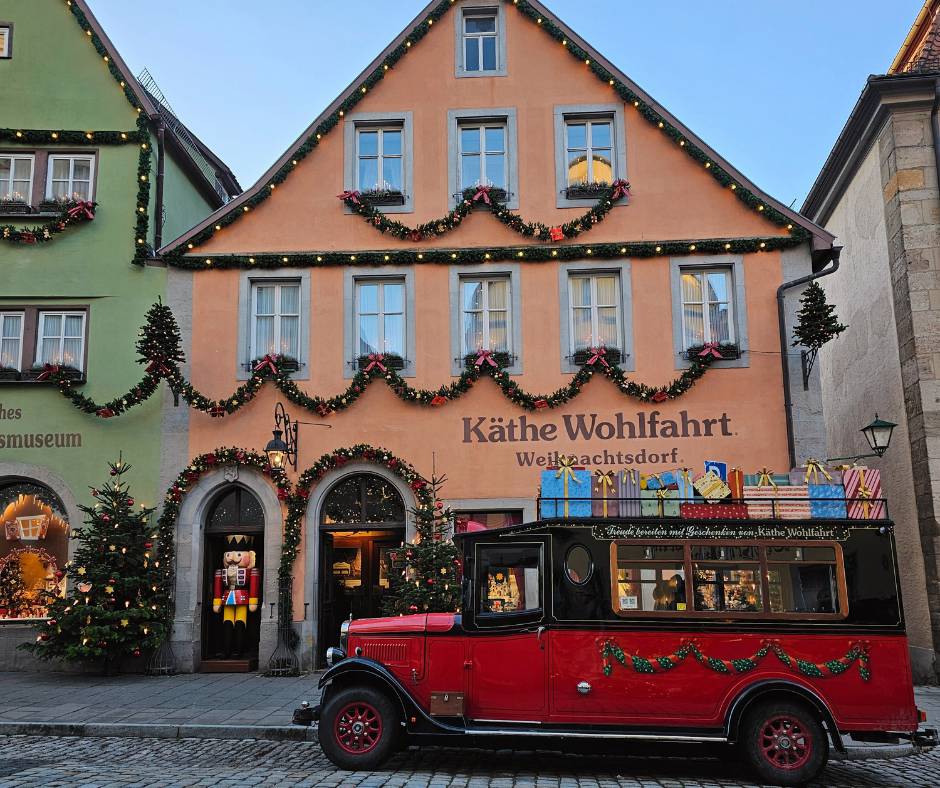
[0,199,97,246]
[792,281,847,351]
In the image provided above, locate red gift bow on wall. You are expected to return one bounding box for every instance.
[472,185,492,205]
[363,353,387,373]
[253,354,279,375]
[611,179,631,201]
[698,342,724,359]
[586,347,609,368]
[66,200,95,221]
[475,348,497,367]
[337,190,361,205]
[36,364,60,381]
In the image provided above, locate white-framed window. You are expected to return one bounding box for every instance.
[356,279,405,357]
[459,124,507,192]
[565,118,614,187]
[568,272,622,352]
[462,8,498,72]
[680,268,734,347]
[0,155,33,203]
[0,312,24,370]
[0,24,11,59]
[36,311,86,369]
[250,281,301,360]
[356,127,403,193]
[46,155,95,202]
[460,277,511,356]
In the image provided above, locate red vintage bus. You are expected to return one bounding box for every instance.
[313,512,936,785]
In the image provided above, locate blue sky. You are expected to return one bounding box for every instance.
[87,0,922,209]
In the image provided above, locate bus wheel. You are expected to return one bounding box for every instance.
[319,685,401,770]
[739,699,828,786]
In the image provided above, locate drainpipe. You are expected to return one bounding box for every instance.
[154,118,166,251]
[777,245,842,468]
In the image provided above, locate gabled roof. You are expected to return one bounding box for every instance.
[70,0,239,206]
[890,0,940,74]
[159,0,833,257]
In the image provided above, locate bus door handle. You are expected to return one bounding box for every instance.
[536,626,546,649]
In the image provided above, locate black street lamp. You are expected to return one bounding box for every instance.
[828,414,897,464]
[264,402,330,472]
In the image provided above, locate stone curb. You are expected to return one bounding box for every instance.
[0,721,319,743]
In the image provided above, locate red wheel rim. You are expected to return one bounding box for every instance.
[334,701,383,755]
[758,714,813,770]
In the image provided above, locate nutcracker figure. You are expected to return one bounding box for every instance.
[212,534,260,658]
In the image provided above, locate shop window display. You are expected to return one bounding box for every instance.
[0,482,70,619]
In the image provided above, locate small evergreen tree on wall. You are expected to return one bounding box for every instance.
[384,475,462,615]
[22,458,169,672]
[136,298,184,367]
[792,281,847,351]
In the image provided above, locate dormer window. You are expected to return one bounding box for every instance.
[0,24,11,59]
[456,4,506,78]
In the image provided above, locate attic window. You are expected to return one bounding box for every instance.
[456,5,506,78]
[0,24,11,59]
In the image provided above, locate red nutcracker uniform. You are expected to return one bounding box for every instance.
[212,535,260,658]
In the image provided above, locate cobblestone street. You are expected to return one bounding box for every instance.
[1,733,939,787]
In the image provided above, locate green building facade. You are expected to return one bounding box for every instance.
[0,0,239,668]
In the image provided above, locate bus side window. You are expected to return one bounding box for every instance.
[477,544,542,616]
[766,546,840,614]
[692,545,762,613]
[613,544,686,614]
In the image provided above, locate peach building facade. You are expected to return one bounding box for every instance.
[158,0,835,671]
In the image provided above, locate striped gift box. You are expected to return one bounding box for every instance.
[843,467,886,519]
[744,485,810,519]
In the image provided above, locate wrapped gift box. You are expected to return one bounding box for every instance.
[645,472,679,490]
[728,468,745,500]
[640,488,680,518]
[808,484,848,519]
[693,470,732,501]
[744,485,809,519]
[675,469,695,502]
[744,471,791,487]
[620,469,642,517]
[843,466,887,519]
[592,470,621,518]
[680,502,749,520]
[789,463,843,486]
[541,465,592,518]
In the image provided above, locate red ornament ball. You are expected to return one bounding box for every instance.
[409,604,418,612]
[144,542,152,549]
[109,469,117,476]
[48,619,57,626]
[133,649,141,658]
[102,515,111,522]
[127,498,134,506]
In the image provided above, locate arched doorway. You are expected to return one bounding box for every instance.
[318,473,406,663]
[201,485,265,670]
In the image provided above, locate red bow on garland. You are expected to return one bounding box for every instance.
[430,395,447,406]
[698,342,724,359]
[96,407,115,418]
[652,390,669,403]
[145,360,171,376]
[36,364,60,381]
[475,348,497,368]
[66,201,96,221]
[409,230,423,242]
[209,406,226,418]
[549,226,565,242]
[611,179,631,201]
[316,403,332,417]
[472,185,492,205]
[20,231,36,244]
[586,347,609,368]
[363,353,387,373]
[535,399,549,410]
[253,354,279,375]
[337,190,362,205]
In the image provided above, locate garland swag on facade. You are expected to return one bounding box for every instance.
[39,301,733,421]
[162,0,808,261]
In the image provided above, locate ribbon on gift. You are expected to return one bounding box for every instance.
[475,348,497,367]
[621,468,638,486]
[756,467,778,491]
[66,200,95,221]
[472,185,493,205]
[363,353,387,373]
[654,487,670,517]
[586,346,609,368]
[554,456,585,517]
[337,190,362,205]
[594,470,616,518]
[856,467,874,519]
[611,179,631,201]
[36,364,60,381]
[803,458,832,485]
[253,354,279,375]
[698,342,724,359]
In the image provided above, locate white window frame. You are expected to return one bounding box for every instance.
[462,8,499,73]
[35,311,86,370]
[564,118,614,187]
[679,267,736,348]
[459,276,512,358]
[0,311,24,371]
[567,272,623,354]
[0,154,34,203]
[355,126,403,193]
[553,104,627,209]
[455,2,506,78]
[45,154,96,202]
[458,123,508,193]
[249,280,302,361]
[0,24,11,59]
[355,278,407,359]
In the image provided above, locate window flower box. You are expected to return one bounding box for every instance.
[0,366,20,381]
[463,351,512,369]
[684,343,741,361]
[248,355,300,374]
[359,189,406,207]
[572,346,622,367]
[461,186,508,205]
[0,198,30,215]
[23,364,85,383]
[37,198,68,215]
[565,181,611,201]
[356,353,406,372]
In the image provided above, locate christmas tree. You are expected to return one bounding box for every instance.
[792,281,847,350]
[0,556,29,618]
[383,475,461,615]
[136,299,184,368]
[23,457,169,671]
